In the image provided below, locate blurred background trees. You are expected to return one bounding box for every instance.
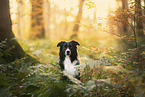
[135,0,144,38]
[71,0,85,38]
[30,0,45,39]
[9,0,145,65]
[10,0,113,40]
[10,0,145,41]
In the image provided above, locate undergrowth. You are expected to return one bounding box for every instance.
[0,39,145,97]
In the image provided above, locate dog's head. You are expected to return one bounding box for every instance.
[57,40,80,56]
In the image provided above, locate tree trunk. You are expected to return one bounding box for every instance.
[30,0,45,39]
[18,0,23,37]
[71,0,85,39]
[144,0,145,16]
[64,8,68,36]
[44,0,50,38]
[135,0,144,37]
[122,0,128,35]
[135,0,144,70]
[0,0,25,62]
[93,7,97,24]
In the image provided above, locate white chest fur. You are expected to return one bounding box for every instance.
[63,56,78,77]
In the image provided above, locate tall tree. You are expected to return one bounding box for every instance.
[71,0,85,38]
[0,0,25,61]
[64,8,68,36]
[122,0,128,35]
[135,0,144,70]
[144,0,145,16]
[30,0,44,39]
[93,7,97,24]
[135,0,144,37]
[44,0,50,38]
[18,0,23,37]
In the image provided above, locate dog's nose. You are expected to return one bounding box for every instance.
[67,51,70,55]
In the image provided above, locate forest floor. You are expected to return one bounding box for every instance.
[0,39,145,97]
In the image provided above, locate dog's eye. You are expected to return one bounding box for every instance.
[63,47,66,49]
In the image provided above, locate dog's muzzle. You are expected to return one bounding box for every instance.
[65,48,71,55]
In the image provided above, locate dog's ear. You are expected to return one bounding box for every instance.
[57,41,65,47]
[71,40,80,46]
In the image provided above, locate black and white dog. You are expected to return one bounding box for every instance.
[57,40,80,82]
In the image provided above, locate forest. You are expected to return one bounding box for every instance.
[0,0,145,96]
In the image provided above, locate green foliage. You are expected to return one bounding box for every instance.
[0,39,144,97]
[0,39,15,62]
[0,73,10,87]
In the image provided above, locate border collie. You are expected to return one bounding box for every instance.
[57,40,80,82]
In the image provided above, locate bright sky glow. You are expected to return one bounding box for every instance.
[50,0,78,11]
[10,0,18,21]
[24,0,29,4]
[50,0,117,20]
[50,0,117,30]
[10,0,117,23]
[67,16,74,22]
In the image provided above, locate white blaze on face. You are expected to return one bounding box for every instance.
[65,48,71,55]
[63,55,78,77]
